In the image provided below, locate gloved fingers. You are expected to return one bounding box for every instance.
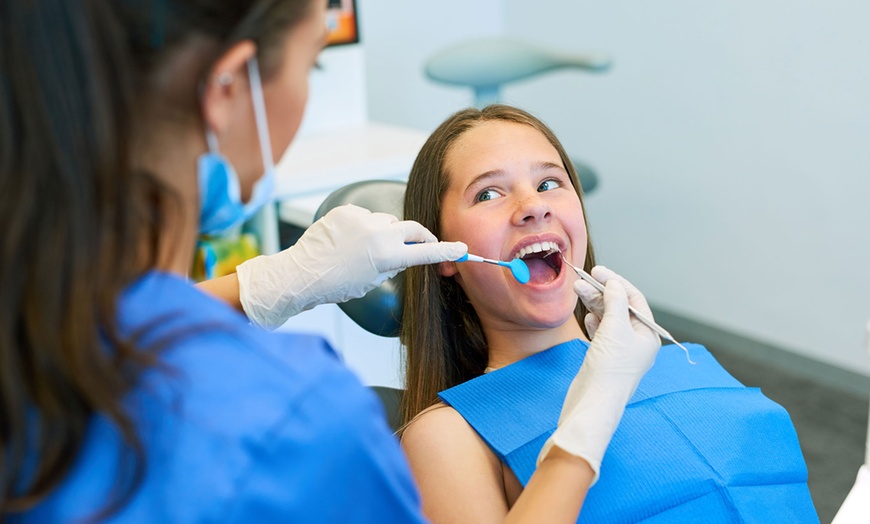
[574,279,604,318]
[589,265,620,285]
[600,278,631,324]
[323,203,374,223]
[368,209,401,224]
[599,278,658,347]
[591,265,653,319]
[584,312,601,339]
[394,240,468,268]
[315,205,384,246]
[394,219,438,244]
[324,206,401,237]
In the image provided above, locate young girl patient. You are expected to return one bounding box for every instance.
[399,105,818,523]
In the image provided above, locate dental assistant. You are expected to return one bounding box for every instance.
[0,0,456,520]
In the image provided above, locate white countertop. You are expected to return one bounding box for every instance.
[275,121,429,205]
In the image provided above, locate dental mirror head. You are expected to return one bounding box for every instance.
[506,258,531,284]
[455,253,530,284]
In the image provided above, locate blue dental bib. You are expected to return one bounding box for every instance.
[439,340,818,523]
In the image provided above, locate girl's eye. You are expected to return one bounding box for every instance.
[475,188,501,202]
[538,179,562,192]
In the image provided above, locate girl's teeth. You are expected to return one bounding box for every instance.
[514,241,560,259]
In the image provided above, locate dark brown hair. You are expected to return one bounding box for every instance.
[400,105,597,428]
[0,0,315,516]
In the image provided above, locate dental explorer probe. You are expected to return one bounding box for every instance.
[550,251,696,364]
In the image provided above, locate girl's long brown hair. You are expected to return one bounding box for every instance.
[400,105,597,428]
[0,0,313,516]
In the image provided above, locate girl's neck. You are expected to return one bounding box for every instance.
[483,319,587,370]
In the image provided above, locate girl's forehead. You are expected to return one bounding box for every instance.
[444,121,560,179]
[452,121,556,160]
[455,120,539,146]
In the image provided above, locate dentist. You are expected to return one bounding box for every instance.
[0,0,454,520]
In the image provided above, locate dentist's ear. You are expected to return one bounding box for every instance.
[200,40,257,136]
[438,260,458,277]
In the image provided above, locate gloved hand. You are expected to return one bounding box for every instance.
[236,204,467,330]
[536,266,661,484]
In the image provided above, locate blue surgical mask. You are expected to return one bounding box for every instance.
[197,57,275,236]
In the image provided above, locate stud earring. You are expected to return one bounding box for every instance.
[216,73,233,86]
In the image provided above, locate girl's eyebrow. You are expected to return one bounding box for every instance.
[534,161,567,174]
[464,169,506,193]
[462,160,567,194]
[467,161,564,185]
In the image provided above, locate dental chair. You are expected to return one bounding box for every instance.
[424,36,611,195]
[314,179,409,431]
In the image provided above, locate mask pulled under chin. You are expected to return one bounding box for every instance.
[196,56,275,237]
[197,151,275,236]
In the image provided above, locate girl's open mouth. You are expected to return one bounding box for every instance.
[516,241,562,285]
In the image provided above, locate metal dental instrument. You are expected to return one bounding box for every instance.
[549,251,695,364]
[455,253,531,284]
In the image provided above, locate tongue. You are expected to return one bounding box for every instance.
[524,258,558,284]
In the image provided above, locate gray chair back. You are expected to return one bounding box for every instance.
[313,180,407,338]
[314,180,409,431]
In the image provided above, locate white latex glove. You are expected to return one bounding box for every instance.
[536,266,661,484]
[237,204,467,330]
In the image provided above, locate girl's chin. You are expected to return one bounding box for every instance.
[518,308,577,330]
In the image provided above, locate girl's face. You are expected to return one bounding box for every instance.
[439,120,588,335]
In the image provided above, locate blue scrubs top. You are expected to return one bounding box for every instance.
[13,272,425,523]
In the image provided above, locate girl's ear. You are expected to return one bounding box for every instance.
[200,40,257,136]
[438,260,458,277]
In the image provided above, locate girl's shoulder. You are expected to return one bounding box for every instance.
[400,402,511,519]
[400,401,501,480]
[402,402,468,443]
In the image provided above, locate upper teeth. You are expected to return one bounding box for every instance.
[515,241,560,259]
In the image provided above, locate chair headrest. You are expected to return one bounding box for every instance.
[314,180,407,338]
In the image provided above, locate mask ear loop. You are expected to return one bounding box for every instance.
[244,55,280,254]
[247,56,274,174]
[205,128,220,154]
[202,72,232,155]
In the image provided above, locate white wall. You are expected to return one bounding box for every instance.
[359,0,505,131]
[499,0,870,375]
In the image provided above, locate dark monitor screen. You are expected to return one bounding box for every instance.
[326,0,359,47]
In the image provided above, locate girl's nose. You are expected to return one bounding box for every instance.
[512,189,551,226]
